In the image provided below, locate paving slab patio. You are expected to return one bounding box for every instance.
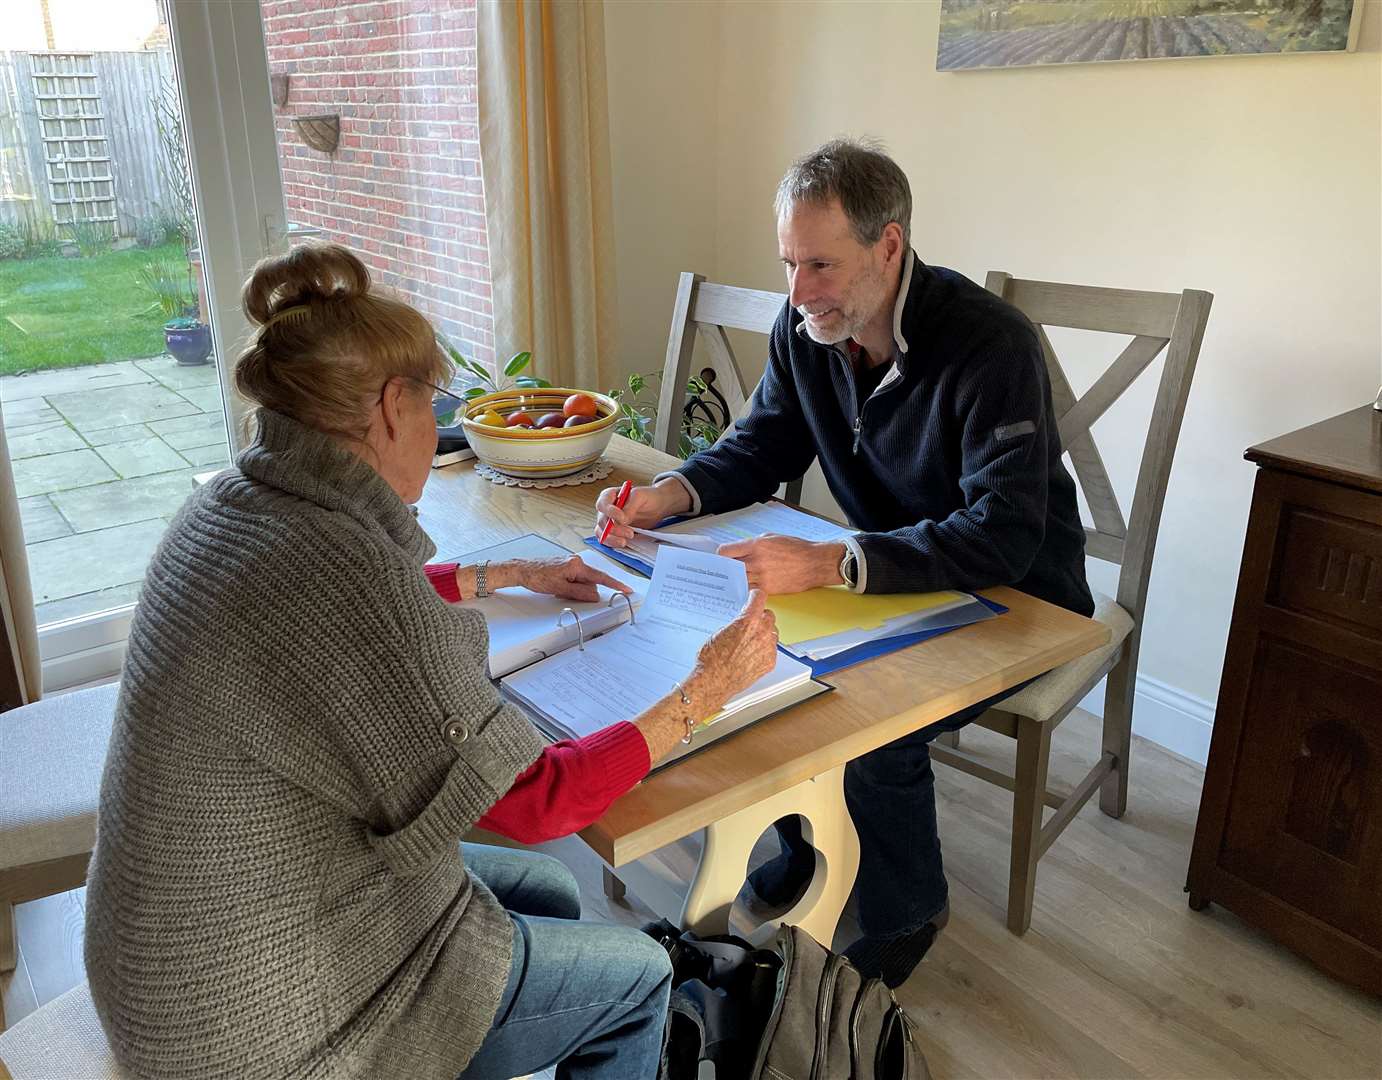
[18,495,73,544]
[95,436,193,479]
[8,421,87,459]
[12,448,118,499]
[2,356,231,626]
[25,519,170,606]
[48,382,201,432]
[49,469,201,534]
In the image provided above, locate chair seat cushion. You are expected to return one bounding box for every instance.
[0,981,129,1079]
[0,683,118,872]
[999,591,1133,724]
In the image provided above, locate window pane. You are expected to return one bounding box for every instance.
[1,4,231,630]
[259,0,495,372]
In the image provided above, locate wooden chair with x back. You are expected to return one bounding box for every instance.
[652,272,804,506]
[931,273,1213,934]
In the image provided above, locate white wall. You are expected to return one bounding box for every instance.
[605,0,1382,762]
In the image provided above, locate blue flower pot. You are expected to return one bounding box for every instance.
[164,322,212,366]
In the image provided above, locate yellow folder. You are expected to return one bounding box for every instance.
[766,588,969,646]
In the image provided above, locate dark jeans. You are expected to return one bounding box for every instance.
[776,685,1024,942]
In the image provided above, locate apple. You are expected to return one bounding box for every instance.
[563,415,589,428]
[536,412,566,429]
[562,393,598,419]
[505,410,535,428]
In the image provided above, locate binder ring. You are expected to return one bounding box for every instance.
[557,607,585,651]
[607,591,636,624]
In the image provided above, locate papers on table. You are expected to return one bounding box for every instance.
[458,534,650,677]
[501,547,815,742]
[622,502,854,565]
[778,592,998,661]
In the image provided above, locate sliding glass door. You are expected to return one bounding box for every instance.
[0,0,284,689]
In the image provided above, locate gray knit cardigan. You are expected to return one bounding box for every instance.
[84,409,546,1079]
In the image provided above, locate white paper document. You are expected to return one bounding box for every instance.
[501,547,814,740]
[622,502,855,565]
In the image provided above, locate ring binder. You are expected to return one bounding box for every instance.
[607,591,636,624]
[556,607,586,651]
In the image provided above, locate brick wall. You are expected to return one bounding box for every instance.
[260,0,494,368]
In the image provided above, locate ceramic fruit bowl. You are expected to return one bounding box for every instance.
[461,388,619,478]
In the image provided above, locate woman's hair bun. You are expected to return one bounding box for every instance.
[242,243,372,326]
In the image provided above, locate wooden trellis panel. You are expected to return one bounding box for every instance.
[30,52,116,232]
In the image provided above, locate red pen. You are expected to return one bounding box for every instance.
[599,480,633,545]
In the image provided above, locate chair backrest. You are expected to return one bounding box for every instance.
[984,272,1212,626]
[653,272,786,456]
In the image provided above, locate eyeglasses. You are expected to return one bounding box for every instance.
[428,380,468,423]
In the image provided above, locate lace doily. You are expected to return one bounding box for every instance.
[475,459,613,488]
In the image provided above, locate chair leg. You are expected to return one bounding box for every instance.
[936,730,960,750]
[602,866,627,903]
[1007,715,1052,935]
[1100,658,1136,819]
[0,899,15,974]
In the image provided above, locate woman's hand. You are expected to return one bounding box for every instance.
[688,589,779,710]
[507,556,632,603]
[631,589,780,762]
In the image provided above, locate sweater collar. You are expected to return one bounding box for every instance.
[236,409,436,564]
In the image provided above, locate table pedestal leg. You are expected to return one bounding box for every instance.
[679,764,860,948]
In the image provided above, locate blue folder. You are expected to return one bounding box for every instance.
[583,535,1009,678]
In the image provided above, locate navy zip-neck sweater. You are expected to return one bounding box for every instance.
[675,254,1094,617]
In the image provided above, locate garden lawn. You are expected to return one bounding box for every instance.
[0,241,185,375]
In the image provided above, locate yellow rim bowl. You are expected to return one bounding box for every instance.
[459,388,619,478]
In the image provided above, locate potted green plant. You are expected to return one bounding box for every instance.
[136,258,211,365]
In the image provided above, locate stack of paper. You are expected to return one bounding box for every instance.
[501,547,815,742]
[621,502,854,565]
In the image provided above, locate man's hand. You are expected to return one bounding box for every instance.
[507,556,632,603]
[716,535,846,594]
[594,478,693,548]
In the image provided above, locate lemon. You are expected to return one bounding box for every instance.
[477,410,507,427]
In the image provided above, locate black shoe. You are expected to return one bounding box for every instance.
[744,847,815,912]
[843,905,949,989]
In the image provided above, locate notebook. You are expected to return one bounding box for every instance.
[495,545,830,763]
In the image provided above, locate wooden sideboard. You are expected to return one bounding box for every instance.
[1188,404,1382,995]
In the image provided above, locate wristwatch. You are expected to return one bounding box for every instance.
[839,549,859,590]
[474,560,490,599]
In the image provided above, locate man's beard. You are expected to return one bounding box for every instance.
[797,261,887,347]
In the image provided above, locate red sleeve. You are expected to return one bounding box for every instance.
[425,562,462,603]
[478,721,651,844]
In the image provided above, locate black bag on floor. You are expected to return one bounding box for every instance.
[644,919,927,1080]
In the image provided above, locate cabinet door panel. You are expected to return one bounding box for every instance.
[1219,636,1382,946]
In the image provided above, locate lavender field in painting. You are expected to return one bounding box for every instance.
[937,0,1358,70]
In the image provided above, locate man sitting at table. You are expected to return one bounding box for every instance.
[596,137,1093,988]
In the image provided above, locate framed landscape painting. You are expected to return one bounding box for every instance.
[937,0,1364,71]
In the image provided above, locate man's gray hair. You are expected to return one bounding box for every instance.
[774,138,912,249]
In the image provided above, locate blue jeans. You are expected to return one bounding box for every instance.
[457,843,672,1080]
[773,685,1024,943]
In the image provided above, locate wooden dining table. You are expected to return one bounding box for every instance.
[419,438,1110,945]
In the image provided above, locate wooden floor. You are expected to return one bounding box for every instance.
[4,709,1379,1078]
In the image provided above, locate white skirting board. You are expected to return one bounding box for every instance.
[1078,674,1215,766]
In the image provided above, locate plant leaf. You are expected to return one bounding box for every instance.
[504,351,532,377]
[463,386,488,399]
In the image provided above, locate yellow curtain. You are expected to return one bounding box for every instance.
[0,404,42,708]
[477,0,617,391]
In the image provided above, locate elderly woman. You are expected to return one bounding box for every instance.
[83,243,778,1080]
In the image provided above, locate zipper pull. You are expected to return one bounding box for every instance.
[852,416,863,455]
